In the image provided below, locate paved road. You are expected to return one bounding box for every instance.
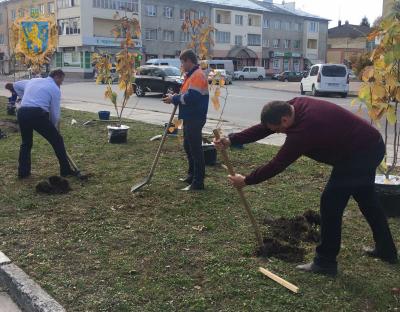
[0,292,21,312]
[59,80,359,127]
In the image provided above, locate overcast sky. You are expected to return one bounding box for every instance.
[288,0,383,27]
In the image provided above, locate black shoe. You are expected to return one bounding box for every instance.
[363,247,398,264]
[179,176,193,184]
[181,183,204,191]
[296,262,338,276]
[60,169,77,178]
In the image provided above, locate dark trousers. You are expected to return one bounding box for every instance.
[314,139,397,267]
[17,107,71,176]
[183,119,206,186]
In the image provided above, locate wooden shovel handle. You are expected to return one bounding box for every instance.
[213,129,264,248]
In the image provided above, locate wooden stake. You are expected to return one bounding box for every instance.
[258,267,299,294]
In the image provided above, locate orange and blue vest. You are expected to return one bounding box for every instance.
[172,65,209,120]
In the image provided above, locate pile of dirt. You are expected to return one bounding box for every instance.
[36,176,71,194]
[0,120,19,132]
[257,210,321,262]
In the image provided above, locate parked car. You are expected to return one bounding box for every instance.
[208,69,233,85]
[276,71,303,82]
[133,66,183,97]
[95,65,119,84]
[234,66,265,80]
[205,60,234,77]
[300,64,349,98]
[145,58,181,69]
[348,69,357,80]
[271,72,280,80]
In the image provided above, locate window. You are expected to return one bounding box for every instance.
[262,39,269,48]
[180,9,187,20]
[248,14,260,27]
[215,31,230,44]
[250,68,257,72]
[310,66,319,76]
[145,5,156,16]
[272,20,280,29]
[215,10,230,24]
[273,59,280,70]
[307,39,317,49]
[180,31,190,42]
[0,13,2,25]
[294,40,301,49]
[39,4,45,14]
[292,22,301,31]
[283,39,290,49]
[18,8,24,17]
[58,17,81,35]
[0,33,4,44]
[58,0,80,8]
[263,18,269,28]
[262,58,269,69]
[235,35,243,46]
[92,0,138,12]
[308,21,319,33]
[235,15,243,26]
[283,59,289,71]
[273,39,280,48]
[282,21,290,31]
[11,10,16,21]
[144,28,157,40]
[164,7,173,18]
[48,2,55,13]
[293,59,300,71]
[163,30,174,42]
[63,51,81,67]
[248,34,261,46]
[321,65,347,77]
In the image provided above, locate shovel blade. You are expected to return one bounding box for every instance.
[131,177,150,193]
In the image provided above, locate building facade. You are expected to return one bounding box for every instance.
[327,21,374,65]
[383,0,395,17]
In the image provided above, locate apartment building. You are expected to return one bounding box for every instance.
[255,0,328,74]
[140,0,211,61]
[55,0,141,78]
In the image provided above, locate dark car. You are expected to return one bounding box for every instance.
[277,71,303,82]
[133,66,183,97]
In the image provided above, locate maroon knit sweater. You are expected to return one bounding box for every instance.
[229,97,382,185]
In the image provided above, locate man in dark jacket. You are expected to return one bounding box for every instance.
[214,97,398,276]
[163,49,209,191]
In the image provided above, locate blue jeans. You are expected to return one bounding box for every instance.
[314,139,397,267]
[17,107,71,176]
[183,119,206,186]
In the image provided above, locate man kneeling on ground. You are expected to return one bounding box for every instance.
[214,97,398,276]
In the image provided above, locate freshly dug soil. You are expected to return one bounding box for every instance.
[36,176,71,194]
[258,210,321,262]
[0,120,19,132]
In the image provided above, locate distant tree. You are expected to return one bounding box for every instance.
[349,52,372,76]
[372,16,383,28]
[360,16,370,27]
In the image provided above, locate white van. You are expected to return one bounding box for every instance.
[301,64,349,98]
[145,58,181,69]
[233,67,265,80]
[206,60,234,76]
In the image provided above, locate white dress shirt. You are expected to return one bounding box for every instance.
[15,77,61,126]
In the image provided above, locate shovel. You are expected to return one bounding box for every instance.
[213,129,265,251]
[131,104,178,192]
[66,151,90,181]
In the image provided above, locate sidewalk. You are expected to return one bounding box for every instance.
[245,80,361,97]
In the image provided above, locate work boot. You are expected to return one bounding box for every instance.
[181,183,204,191]
[296,262,337,277]
[60,169,78,178]
[179,176,193,184]
[363,247,398,264]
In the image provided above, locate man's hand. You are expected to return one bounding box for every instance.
[213,136,231,150]
[162,94,175,104]
[228,174,246,189]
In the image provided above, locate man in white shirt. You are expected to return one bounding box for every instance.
[15,69,74,178]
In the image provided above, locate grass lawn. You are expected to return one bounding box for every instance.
[0,97,399,311]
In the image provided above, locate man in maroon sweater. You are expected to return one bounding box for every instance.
[214,97,398,276]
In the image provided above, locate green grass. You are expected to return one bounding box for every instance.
[0,98,399,311]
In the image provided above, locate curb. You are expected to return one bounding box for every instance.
[0,251,65,312]
[246,84,358,97]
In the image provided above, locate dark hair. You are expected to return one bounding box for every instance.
[5,83,14,91]
[179,49,198,65]
[261,101,293,125]
[49,69,65,78]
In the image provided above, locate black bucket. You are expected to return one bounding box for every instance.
[107,125,129,144]
[375,175,400,218]
[203,144,217,166]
